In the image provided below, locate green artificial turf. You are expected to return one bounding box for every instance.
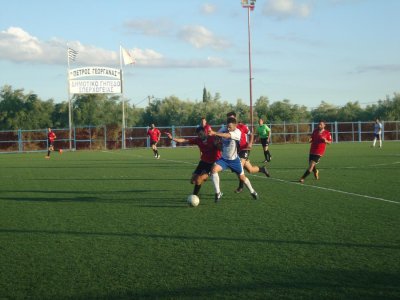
[0,142,399,299]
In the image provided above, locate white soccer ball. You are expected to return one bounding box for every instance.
[187,195,200,207]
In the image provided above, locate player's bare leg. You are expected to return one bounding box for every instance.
[300,161,317,183]
[236,160,270,193]
[239,173,258,200]
[192,173,208,196]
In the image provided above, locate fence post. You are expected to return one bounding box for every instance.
[283,121,286,143]
[358,121,361,142]
[146,126,149,148]
[171,125,176,148]
[89,126,92,150]
[382,121,385,142]
[104,126,107,150]
[18,129,22,152]
[334,121,338,143]
[73,127,76,150]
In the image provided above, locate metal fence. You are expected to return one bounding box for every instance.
[0,121,399,153]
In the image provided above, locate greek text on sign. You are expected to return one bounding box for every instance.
[69,80,122,94]
[69,67,121,79]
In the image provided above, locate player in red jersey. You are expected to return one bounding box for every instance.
[147,123,161,159]
[166,126,221,197]
[200,117,212,135]
[226,112,270,193]
[45,128,57,159]
[299,120,332,183]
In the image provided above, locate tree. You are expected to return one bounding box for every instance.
[254,96,270,120]
[337,101,364,121]
[202,87,208,103]
[268,99,296,122]
[311,101,338,122]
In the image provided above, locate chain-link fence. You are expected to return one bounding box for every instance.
[1,121,398,153]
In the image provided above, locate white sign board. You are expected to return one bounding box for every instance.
[69,67,121,79]
[69,80,122,94]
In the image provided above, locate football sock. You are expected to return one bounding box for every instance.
[193,184,201,195]
[47,150,51,156]
[211,173,220,194]
[237,180,244,190]
[372,138,376,146]
[243,178,255,194]
[155,150,159,156]
[266,150,271,161]
[302,170,311,179]
[263,150,268,160]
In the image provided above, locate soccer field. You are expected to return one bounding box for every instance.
[0,142,399,299]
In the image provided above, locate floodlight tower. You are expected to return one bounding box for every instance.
[241,0,256,130]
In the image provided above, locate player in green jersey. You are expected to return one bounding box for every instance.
[256,118,272,162]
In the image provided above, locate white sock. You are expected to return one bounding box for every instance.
[243,178,255,193]
[211,173,220,194]
[379,139,382,147]
[372,138,376,146]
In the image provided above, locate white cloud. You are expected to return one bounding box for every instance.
[354,64,400,74]
[178,25,231,50]
[201,3,217,14]
[263,0,312,19]
[0,27,229,69]
[153,56,230,68]
[0,27,163,67]
[123,19,173,37]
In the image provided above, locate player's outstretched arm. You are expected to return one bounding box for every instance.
[165,132,188,144]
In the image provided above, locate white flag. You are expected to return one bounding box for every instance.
[121,47,135,65]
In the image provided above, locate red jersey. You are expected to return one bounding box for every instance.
[310,128,332,156]
[48,131,56,142]
[147,128,161,142]
[203,124,212,135]
[236,123,250,150]
[188,136,221,164]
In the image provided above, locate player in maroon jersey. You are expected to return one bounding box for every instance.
[226,112,270,193]
[166,126,221,197]
[147,123,161,159]
[299,120,332,183]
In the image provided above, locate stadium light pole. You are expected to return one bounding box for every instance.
[241,0,256,130]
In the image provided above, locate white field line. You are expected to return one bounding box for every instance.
[256,175,399,205]
[101,150,399,205]
[368,161,400,167]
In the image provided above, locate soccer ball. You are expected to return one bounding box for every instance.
[187,195,200,207]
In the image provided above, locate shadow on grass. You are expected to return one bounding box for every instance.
[2,163,189,169]
[0,228,398,250]
[86,271,400,300]
[21,178,188,181]
[0,189,187,207]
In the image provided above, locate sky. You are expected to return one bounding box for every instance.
[0,0,399,109]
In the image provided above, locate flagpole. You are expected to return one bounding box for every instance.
[120,45,126,150]
[67,46,72,150]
